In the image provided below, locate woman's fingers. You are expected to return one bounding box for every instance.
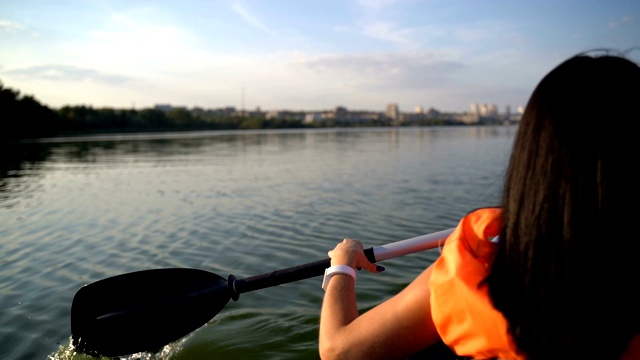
[328,238,385,273]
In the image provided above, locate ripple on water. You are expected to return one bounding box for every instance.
[0,127,513,360]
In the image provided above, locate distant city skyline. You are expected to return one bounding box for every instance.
[154,100,520,116]
[1,1,639,113]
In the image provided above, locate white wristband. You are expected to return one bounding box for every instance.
[321,265,356,291]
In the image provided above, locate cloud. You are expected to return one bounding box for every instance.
[0,20,24,32]
[609,15,635,28]
[230,2,276,35]
[3,65,131,85]
[360,21,415,45]
[350,1,520,52]
[63,7,207,73]
[292,51,465,91]
[351,0,422,46]
[355,0,408,10]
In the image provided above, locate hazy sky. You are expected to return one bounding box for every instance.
[1,0,639,113]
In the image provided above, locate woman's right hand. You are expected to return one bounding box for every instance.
[327,238,384,274]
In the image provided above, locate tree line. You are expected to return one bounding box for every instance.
[1,81,468,142]
[0,81,314,141]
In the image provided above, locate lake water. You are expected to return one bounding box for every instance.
[0,126,516,360]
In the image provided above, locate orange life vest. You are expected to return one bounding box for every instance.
[429,207,524,359]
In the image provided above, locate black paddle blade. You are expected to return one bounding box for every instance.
[71,268,231,357]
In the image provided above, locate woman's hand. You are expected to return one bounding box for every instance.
[328,238,385,273]
[320,238,438,359]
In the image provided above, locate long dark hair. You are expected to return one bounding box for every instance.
[485,51,640,359]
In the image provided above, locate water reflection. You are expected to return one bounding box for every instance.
[0,142,51,208]
[0,127,516,208]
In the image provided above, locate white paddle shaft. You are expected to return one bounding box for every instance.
[371,228,455,262]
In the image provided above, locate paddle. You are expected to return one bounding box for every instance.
[70,228,455,357]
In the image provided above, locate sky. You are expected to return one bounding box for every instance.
[1,0,639,113]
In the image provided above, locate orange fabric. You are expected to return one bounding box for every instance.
[429,207,524,360]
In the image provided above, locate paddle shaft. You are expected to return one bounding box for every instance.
[71,228,456,356]
[231,228,454,297]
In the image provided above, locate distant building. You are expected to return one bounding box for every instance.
[470,103,480,116]
[465,103,481,124]
[266,110,283,120]
[468,103,500,124]
[265,110,304,121]
[386,103,400,123]
[154,104,173,112]
[150,100,520,127]
[222,107,236,116]
[509,105,525,122]
[304,112,322,124]
[478,103,498,117]
[425,107,441,118]
[502,105,511,122]
[335,106,348,120]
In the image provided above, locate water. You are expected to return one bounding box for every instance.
[0,126,516,360]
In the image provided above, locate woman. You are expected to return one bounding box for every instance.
[318,51,640,360]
